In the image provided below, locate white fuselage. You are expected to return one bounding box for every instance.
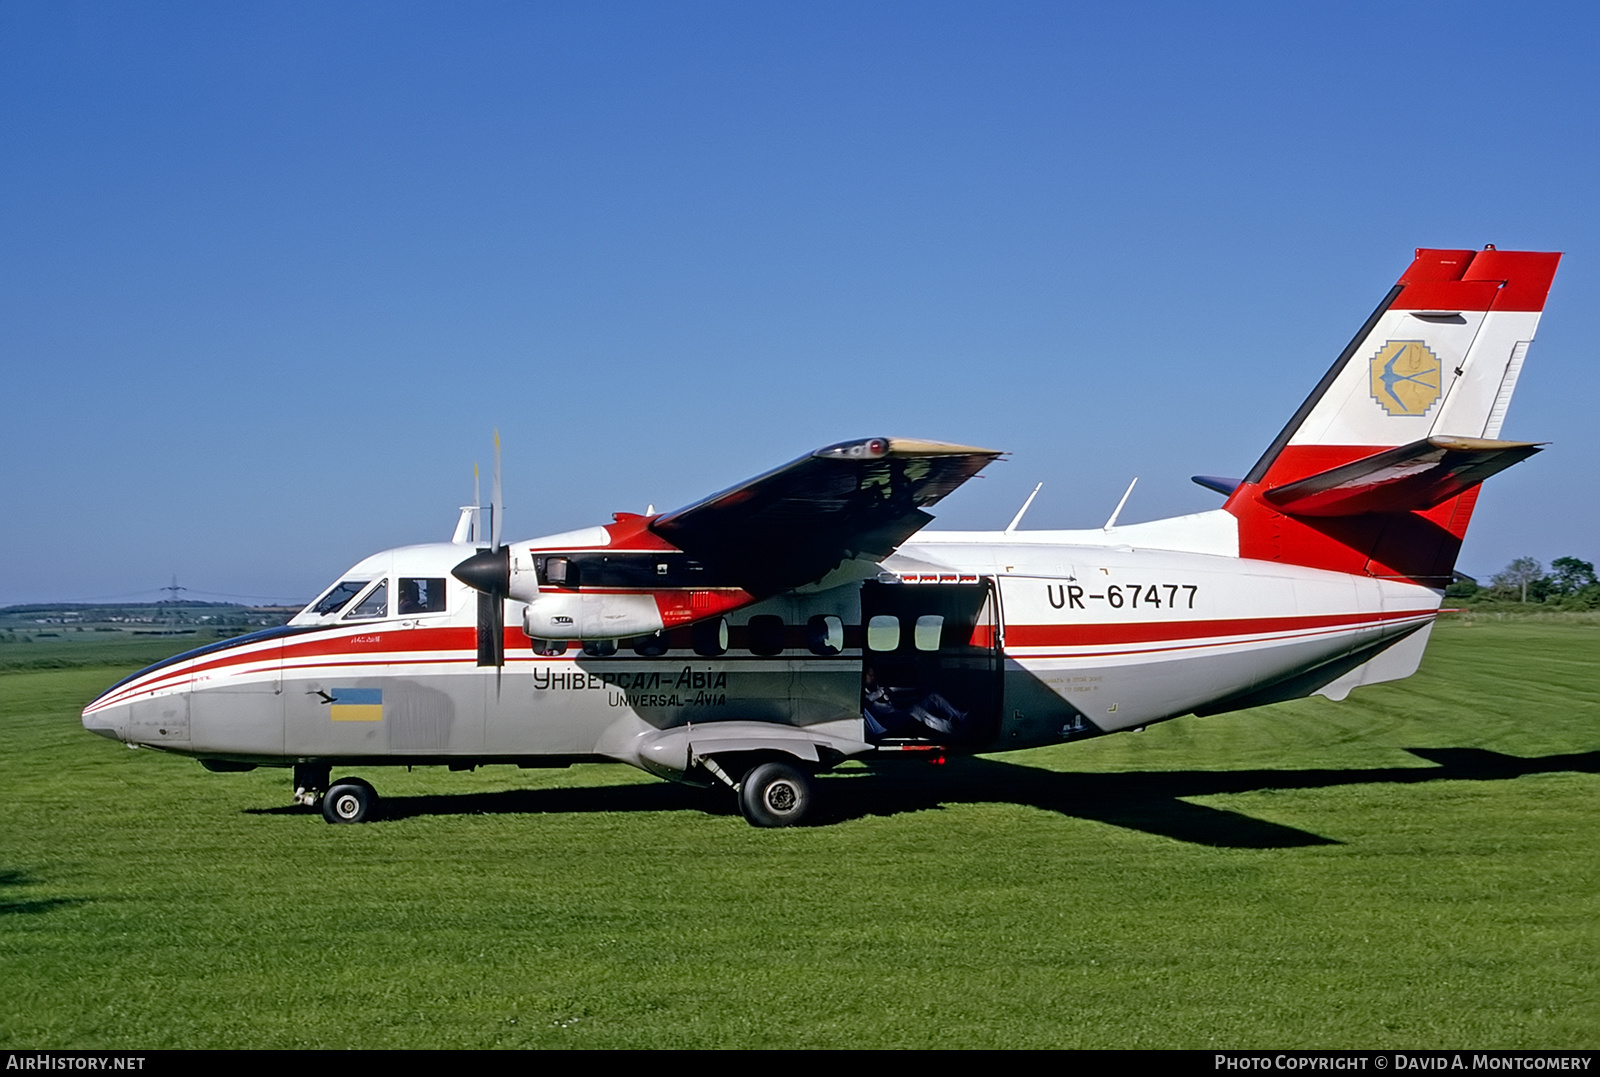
[81,508,1441,777]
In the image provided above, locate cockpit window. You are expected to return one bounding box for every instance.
[344,579,389,620]
[310,579,370,617]
[398,578,447,615]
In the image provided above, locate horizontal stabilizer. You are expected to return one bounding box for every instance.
[1263,436,1542,517]
[1192,475,1242,496]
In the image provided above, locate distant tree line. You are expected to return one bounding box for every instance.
[1447,556,1600,609]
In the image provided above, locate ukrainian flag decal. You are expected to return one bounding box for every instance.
[329,688,383,722]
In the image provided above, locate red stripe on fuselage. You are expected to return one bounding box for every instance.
[94,608,1437,710]
[1003,608,1434,649]
[90,626,481,709]
[277,625,475,662]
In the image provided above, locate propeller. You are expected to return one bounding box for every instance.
[452,431,509,668]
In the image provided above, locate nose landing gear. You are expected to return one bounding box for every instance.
[292,764,381,824]
[321,777,379,824]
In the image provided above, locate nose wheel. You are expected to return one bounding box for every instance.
[321,777,379,824]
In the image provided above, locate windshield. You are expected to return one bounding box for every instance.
[308,579,370,617]
[343,579,389,620]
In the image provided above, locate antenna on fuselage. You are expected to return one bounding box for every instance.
[1005,483,1043,534]
[451,462,483,544]
[1103,477,1138,531]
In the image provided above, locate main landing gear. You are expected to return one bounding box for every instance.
[738,762,813,827]
[293,763,382,825]
[698,757,815,828]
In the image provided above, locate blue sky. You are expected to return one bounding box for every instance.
[2,2,1596,606]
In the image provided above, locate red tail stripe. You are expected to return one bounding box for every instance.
[1391,249,1559,312]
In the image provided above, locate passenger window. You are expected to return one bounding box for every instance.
[398,577,447,615]
[746,615,785,656]
[693,618,729,657]
[807,615,843,656]
[344,580,388,620]
[914,615,944,652]
[311,579,368,617]
[582,639,617,657]
[866,615,900,652]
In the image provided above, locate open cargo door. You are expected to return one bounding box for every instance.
[859,579,1002,748]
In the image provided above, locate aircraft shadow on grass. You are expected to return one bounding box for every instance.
[248,747,1599,848]
[0,868,84,917]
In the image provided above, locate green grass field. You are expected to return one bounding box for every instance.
[2,618,1595,1049]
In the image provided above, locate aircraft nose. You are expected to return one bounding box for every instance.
[81,700,130,742]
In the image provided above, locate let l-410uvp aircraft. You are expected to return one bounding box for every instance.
[83,246,1561,827]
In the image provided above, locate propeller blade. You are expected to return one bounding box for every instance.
[491,429,503,551]
[477,589,505,668]
[452,431,511,668]
[473,461,482,544]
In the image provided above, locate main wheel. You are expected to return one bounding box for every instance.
[738,762,812,828]
[322,777,378,824]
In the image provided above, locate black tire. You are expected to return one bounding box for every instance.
[738,762,812,828]
[322,777,378,824]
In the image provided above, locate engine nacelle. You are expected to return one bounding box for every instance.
[521,592,664,641]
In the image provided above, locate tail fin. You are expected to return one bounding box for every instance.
[1225,247,1561,584]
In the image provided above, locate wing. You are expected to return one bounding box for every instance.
[650,437,1001,595]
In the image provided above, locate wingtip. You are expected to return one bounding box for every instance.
[812,437,1003,460]
[883,437,1004,457]
[1192,475,1243,496]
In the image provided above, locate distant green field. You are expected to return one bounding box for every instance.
[1,620,1595,1049]
[0,633,224,674]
